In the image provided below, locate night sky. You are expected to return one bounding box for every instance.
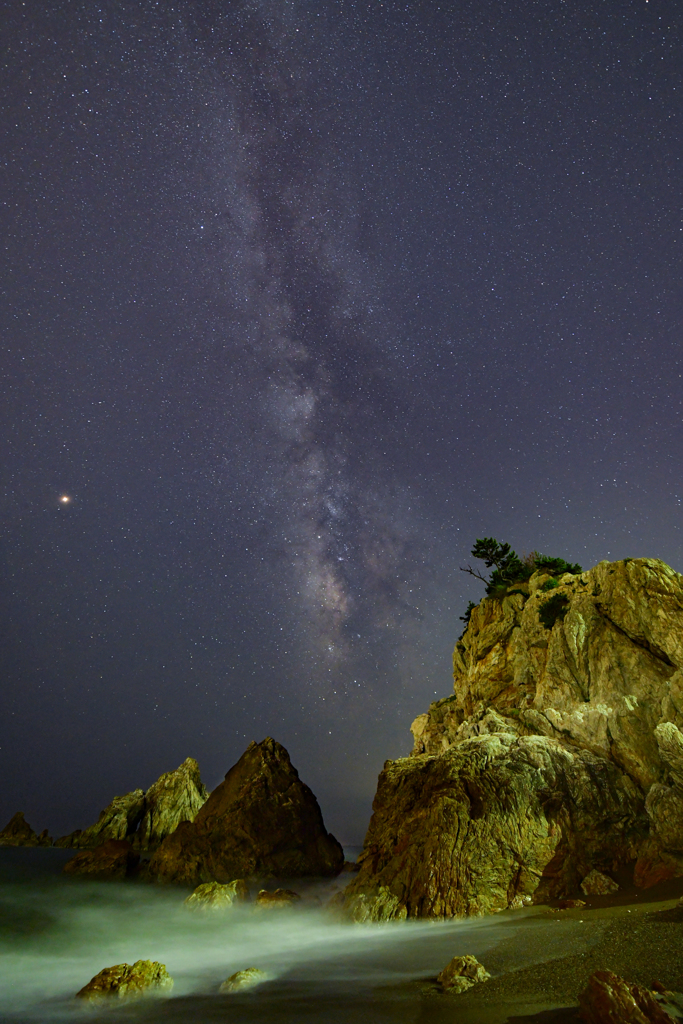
[2,0,682,844]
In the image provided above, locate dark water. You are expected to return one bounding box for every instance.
[0,850,596,1024]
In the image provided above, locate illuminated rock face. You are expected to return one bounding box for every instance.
[58,757,208,851]
[147,738,344,886]
[344,558,683,919]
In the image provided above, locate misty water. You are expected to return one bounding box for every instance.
[0,850,601,1024]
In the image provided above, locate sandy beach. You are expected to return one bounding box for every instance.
[416,876,683,1024]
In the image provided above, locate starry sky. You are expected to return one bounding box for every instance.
[1,0,682,844]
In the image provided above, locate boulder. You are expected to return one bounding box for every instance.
[146,738,343,885]
[63,839,139,880]
[580,869,619,895]
[254,888,301,911]
[59,757,208,851]
[578,970,675,1024]
[344,559,683,920]
[0,812,52,847]
[184,879,248,910]
[436,955,490,993]
[219,968,267,993]
[76,960,173,1002]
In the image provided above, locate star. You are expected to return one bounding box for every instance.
[59,495,71,505]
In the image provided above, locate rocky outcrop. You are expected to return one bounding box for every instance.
[184,880,248,910]
[63,839,139,880]
[219,968,267,993]
[344,559,683,919]
[578,971,677,1024]
[0,812,52,847]
[146,738,343,885]
[76,961,173,1002]
[254,888,301,911]
[61,758,208,851]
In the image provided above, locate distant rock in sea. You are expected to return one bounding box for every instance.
[146,737,344,885]
[342,558,683,919]
[57,757,208,851]
[63,838,140,880]
[0,812,52,847]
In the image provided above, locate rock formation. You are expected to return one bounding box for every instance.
[0,812,52,847]
[76,961,173,1002]
[59,757,208,851]
[343,558,683,920]
[578,970,677,1024]
[254,887,301,910]
[436,955,490,993]
[63,839,139,880]
[219,968,267,993]
[184,879,248,910]
[146,738,344,885]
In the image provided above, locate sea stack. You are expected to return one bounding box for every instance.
[147,737,344,885]
[57,757,208,851]
[342,558,683,920]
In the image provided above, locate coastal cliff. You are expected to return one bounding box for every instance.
[343,558,683,920]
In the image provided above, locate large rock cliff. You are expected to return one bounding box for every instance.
[343,558,683,920]
[59,757,208,851]
[146,738,344,885]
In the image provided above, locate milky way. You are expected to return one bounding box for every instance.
[2,0,682,840]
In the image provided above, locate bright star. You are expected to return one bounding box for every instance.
[59,495,71,504]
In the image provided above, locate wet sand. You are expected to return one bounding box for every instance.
[414,876,683,1024]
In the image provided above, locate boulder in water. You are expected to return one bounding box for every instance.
[76,960,173,1002]
[219,968,267,993]
[184,879,248,910]
[254,888,301,911]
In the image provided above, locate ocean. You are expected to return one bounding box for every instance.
[0,849,598,1024]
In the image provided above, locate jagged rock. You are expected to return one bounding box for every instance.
[63,839,139,880]
[69,790,146,849]
[345,559,683,920]
[219,968,267,993]
[54,830,82,848]
[60,757,208,851]
[0,812,52,847]
[581,869,619,895]
[136,758,208,849]
[146,738,343,886]
[76,960,173,1001]
[436,955,490,993]
[184,879,248,910]
[342,733,645,919]
[254,888,301,911]
[578,970,675,1024]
